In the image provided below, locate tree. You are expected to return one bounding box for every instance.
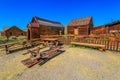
[3,26,9,31]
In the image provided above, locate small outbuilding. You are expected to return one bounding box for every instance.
[67,16,93,36]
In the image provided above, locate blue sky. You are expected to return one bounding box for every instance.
[0,0,120,31]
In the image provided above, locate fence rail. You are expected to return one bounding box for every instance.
[0,38,44,54]
[42,35,120,52]
[40,35,120,52]
[0,35,120,53]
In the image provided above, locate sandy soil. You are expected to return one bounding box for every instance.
[0,45,120,80]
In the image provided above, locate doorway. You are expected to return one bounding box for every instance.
[74,28,79,35]
[28,29,30,40]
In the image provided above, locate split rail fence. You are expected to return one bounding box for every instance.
[0,35,120,53]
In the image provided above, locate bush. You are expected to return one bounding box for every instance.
[103,38,110,41]
[9,36,17,40]
[60,35,68,39]
[17,36,26,41]
[0,36,7,41]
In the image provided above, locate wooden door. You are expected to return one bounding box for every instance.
[74,28,78,35]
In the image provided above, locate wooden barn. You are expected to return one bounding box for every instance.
[1,26,26,37]
[91,21,120,36]
[27,16,64,40]
[67,16,93,36]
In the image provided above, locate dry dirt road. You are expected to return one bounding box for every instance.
[0,46,120,80]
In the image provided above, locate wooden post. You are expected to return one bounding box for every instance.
[5,45,9,54]
[116,41,119,51]
[107,40,109,50]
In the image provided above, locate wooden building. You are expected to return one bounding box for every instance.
[90,26,106,36]
[67,16,93,36]
[0,32,1,36]
[27,16,64,40]
[1,26,26,37]
[91,21,120,36]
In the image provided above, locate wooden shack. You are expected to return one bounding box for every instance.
[27,16,64,40]
[91,21,120,36]
[67,16,93,36]
[1,26,26,37]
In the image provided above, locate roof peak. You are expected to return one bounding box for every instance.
[34,16,61,24]
[68,16,92,26]
[71,16,92,21]
[32,16,63,27]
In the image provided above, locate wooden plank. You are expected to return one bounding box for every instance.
[113,41,116,51]
[71,42,105,51]
[71,42,105,47]
[21,48,61,68]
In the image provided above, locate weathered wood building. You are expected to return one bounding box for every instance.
[91,21,120,36]
[67,16,93,36]
[1,26,26,37]
[27,16,64,40]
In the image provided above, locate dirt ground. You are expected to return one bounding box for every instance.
[0,45,120,80]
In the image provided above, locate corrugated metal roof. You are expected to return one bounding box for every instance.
[35,16,63,27]
[68,16,92,26]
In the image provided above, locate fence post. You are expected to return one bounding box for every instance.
[106,40,109,50]
[116,40,119,52]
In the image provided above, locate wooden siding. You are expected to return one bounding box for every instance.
[67,16,93,36]
[91,26,107,35]
[27,17,64,40]
[67,25,92,35]
[91,21,120,36]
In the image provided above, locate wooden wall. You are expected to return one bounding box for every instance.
[91,26,106,35]
[78,25,89,35]
[109,23,120,32]
[91,22,120,36]
[39,26,64,35]
[67,25,90,35]
[27,25,64,40]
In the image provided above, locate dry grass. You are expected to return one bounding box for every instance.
[0,45,120,80]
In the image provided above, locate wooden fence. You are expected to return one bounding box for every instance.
[58,36,120,52]
[0,38,44,54]
[1,35,120,53]
[41,35,120,52]
[75,38,120,52]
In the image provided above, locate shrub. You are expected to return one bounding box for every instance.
[60,35,68,39]
[103,38,110,41]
